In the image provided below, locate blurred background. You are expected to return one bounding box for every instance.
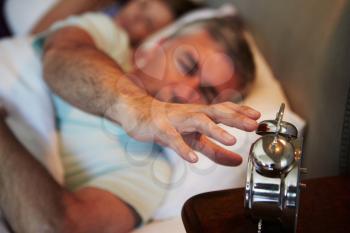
[205,0,350,179]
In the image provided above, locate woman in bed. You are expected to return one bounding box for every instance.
[5,0,203,45]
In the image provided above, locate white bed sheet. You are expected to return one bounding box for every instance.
[132,218,185,233]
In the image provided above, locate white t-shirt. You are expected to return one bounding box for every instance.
[34,12,132,71]
[33,13,171,223]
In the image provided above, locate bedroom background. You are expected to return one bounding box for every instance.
[204,0,350,178]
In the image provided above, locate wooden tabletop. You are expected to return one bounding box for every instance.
[182,176,350,233]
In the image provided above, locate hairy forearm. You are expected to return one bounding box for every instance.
[0,120,66,233]
[31,0,116,34]
[43,29,150,125]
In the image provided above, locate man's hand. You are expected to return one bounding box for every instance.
[109,96,260,166]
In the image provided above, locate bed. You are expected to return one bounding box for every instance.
[0,0,349,233]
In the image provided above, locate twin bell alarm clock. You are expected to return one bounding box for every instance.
[244,103,306,233]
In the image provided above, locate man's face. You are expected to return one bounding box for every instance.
[116,0,174,45]
[134,31,239,104]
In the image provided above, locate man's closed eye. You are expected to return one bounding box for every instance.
[176,52,199,76]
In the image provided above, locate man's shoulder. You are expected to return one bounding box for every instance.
[68,12,113,25]
[32,12,131,70]
[50,12,115,35]
[63,13,131,71]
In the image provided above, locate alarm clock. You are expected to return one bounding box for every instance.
[244,103,306,233]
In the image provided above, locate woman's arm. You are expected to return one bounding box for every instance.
[31,0,116,34]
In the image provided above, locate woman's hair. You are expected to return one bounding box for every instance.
[173,15,256,98]
[163,0,205,18]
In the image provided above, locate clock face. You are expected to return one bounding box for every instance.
[252,135,295,173]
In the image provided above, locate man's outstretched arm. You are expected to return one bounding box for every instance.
[43,26,261,165]
[0,114,138,233]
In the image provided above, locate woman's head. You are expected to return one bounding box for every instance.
[132,16,256,104]
[116,0,203,45]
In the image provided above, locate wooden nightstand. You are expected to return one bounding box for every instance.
[182,176,350,233]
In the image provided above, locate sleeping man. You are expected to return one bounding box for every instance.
[0,12,260,233]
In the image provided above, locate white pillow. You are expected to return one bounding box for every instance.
[131,218,185,233]
[0,37,63,183]
[5,0,60,35]
[150,8,306,220]
[141,3,237,51]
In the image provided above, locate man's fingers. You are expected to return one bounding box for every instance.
[202,103,260,131]
[209,108,259,132]
[164,128,198,163]
[217,102,261,119]
[181,114,236,146]
[226,103,261,120]
[151,102,259,165]
[188,135,243,166]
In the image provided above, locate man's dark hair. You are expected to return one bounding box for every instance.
[205,16,255,95]
[163,0,205,18]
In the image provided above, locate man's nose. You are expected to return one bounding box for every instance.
[184,78,201,89]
